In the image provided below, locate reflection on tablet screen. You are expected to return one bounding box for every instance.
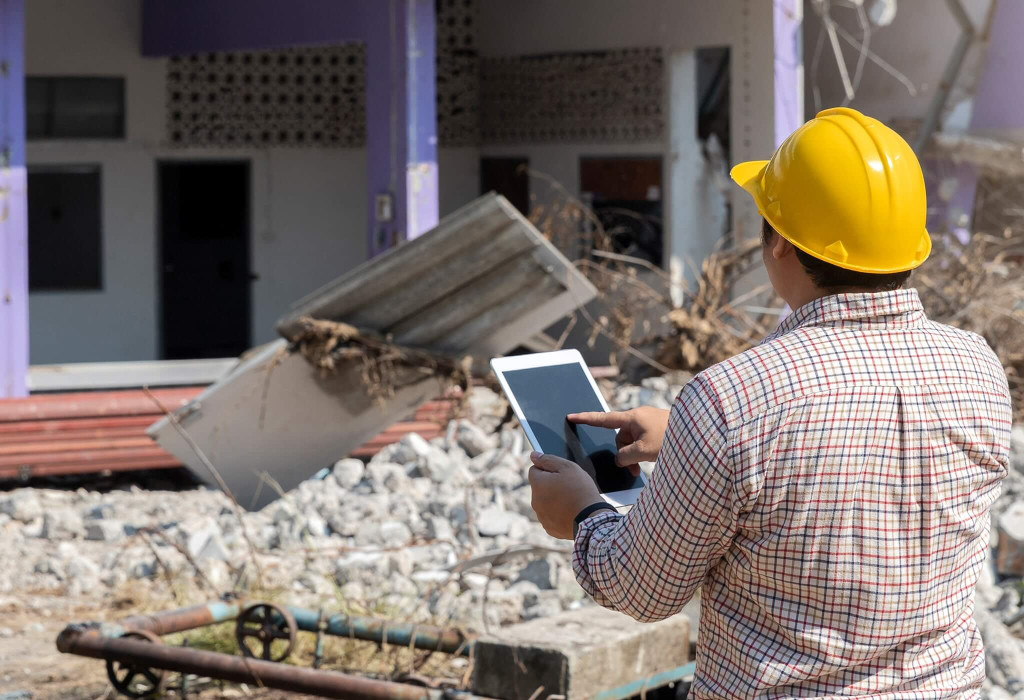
[502,363,644,494]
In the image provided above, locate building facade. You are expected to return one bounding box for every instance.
[1,0,801,393]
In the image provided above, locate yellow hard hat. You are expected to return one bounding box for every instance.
[730,107,931,273]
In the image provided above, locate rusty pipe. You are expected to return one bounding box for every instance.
[57,625,486,700]
[117,599,244,636]
[97,599,472,656]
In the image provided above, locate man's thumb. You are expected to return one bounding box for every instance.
[530,452,573,473]
[615,441,646,468]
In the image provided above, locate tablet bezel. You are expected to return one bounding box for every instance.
[490,349,646,508]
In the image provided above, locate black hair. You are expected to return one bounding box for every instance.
[761,218,911,293]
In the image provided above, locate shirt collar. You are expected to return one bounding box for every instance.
[764,288,927,343]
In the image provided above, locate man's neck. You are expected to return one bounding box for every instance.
[787,286,883,312]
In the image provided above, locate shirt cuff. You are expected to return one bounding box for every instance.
[572,509,622,598]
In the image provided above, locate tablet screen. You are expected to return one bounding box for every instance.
[502,362,644,493]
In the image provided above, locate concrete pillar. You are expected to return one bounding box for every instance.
[665,50,705,308]
[0,0,28,397]
[366,0,438,256]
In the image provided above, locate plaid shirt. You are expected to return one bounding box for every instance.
[575,289,1012,699]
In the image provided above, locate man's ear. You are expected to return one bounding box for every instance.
[772,234,794,261]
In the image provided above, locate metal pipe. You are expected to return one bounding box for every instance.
[285,606,472,656]
[592,661,697,700]
[57,626,487,700]
[83,599,471,656]
[117,599,244,636]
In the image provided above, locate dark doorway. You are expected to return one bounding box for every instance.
[579,156,664,267]
[481,157,529,215]
[158,161,252,360]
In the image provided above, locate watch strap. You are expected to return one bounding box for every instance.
[573,502,618,538]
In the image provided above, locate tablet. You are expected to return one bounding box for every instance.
[490,349,646,507]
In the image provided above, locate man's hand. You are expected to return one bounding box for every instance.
[568,406,670,474]
[528,452,604,540]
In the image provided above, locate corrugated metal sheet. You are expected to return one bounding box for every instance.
[0,387,458,480]
[150,194,595,510]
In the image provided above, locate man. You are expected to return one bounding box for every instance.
[528,108,1012,698]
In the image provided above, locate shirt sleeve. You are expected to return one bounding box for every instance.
[572,373,737,622]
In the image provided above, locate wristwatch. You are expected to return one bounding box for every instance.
[573,502,619,538]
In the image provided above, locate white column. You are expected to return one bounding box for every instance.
[666,49,722,308]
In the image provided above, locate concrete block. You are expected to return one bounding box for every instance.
[470,605,690,700]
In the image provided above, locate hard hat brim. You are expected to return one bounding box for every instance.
[729,160,769,198]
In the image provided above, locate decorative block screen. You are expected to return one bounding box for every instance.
[480,49,664,144]
[167,45,366,148]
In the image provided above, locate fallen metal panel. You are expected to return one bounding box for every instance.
[150,194,596,510]
[277,193,597,359]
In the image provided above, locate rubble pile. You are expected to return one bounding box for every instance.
[0,380,684,634]
[2,380,1023,698]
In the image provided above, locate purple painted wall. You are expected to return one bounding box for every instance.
[965,0,1024,133]
[773,0,803,147]
[143,0,438,257]
[142,0,370,55]
[0,0,28,396]
[928,0,1024,233]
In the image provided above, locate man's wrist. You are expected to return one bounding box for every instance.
[573,502,618,538]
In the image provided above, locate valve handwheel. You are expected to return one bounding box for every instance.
[105,629,167,698]
[235,602,297,662]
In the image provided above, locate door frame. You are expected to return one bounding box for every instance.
[155,158,253,360]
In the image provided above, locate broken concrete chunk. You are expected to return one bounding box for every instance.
[40,510,85,540]
[516,558,558,591]
[186,527,229,563]
[85,520,125,544]
[522,597,563,621]
[303,513,330,538]
[470,606,690,700]
[427,515,454,541]
[355,520,412,548]
[332,458,365,489]
[0,494,42,524]
[411,569,451,585]
[998,502,1024,576]
[1011,426,1024,475]
[456,420,499,457]
[335,552,389,586]
[365,462,408,494]
[476,507,519,537]
[482,464,525,491]
[85,503,114,520]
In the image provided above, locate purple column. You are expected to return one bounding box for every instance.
[773,0,804,148]
[404,0,438,243]
[0,0,27,397]
[366,0,437,256]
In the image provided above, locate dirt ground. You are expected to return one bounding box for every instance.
[0,592,333,699]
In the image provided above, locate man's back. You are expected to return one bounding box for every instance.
[694,289,1011,697]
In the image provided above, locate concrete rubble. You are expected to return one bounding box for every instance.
[2,378,1021,698]
[0,381,683,637]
